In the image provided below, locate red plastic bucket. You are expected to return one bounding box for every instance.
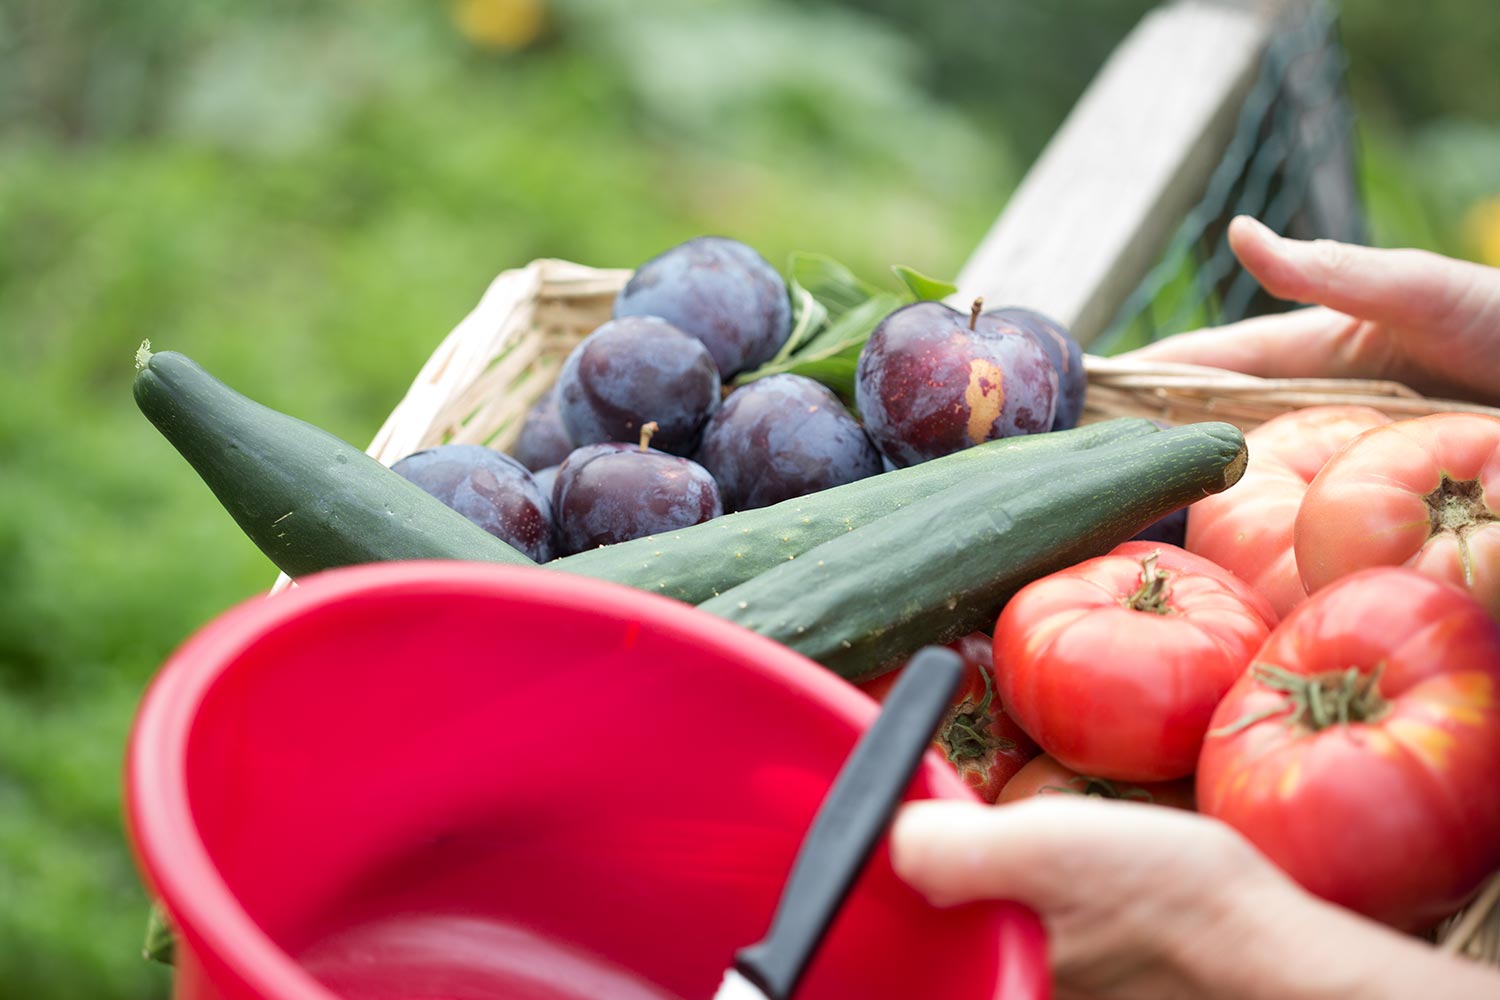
[125,561,1047,1000]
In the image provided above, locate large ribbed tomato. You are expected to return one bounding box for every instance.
[993,542,1276,782]
[1295,412,1500,620]
[1198,567,1500,931]
[1185,405,1390,618]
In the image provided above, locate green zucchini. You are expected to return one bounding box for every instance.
[698,421,1248,681]
[139,345,1163,592]
[133,348,538,577]
[549,416,1162,602]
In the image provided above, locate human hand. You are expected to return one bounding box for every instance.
[890,796,1500,1000]
[1121,216,1500,407]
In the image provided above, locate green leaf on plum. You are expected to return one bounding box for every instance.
[780,349,862,405]
[787,251,884,322]
[735,293,899,387]
[766,277,828,367]
[740,253,954,409]
[796,292,904,357]
[891,264,958,302]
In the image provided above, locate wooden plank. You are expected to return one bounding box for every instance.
[952,0,1302,347]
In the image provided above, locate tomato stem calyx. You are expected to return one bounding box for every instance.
[1124,551,1174,615]
[1211,662,1390,737]
[1424,475,1496,586]
[1039,776,1155,802]
[940,664,1016,762]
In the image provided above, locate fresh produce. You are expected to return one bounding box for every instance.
[533,464,560,502]
[551,430,722,554]
[391,444,555,561]
[694,373,882,512]
[135,341,1167,598]
[512,387,573,472]
[698,422,1249,681]
[552,417,1164,602]
[1185,405,1391,617]
[986,306,1085,431]
[1197,567,1500,931]
[555,316,721,456]
[1294,412,1500,619]
[726,252,955,401]
[993,541,1276,782]
[612,236,792,378]
[859,633,1040,802]
[144,217,1500,947]
[132,347,539,577]
[996,754,1195,811]
[1131,418,1188,549]
[1124,539,1278,626]
[140,212,1500,963]
[853,298,1058,467]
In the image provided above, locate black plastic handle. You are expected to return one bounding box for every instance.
[733,646,963,1000]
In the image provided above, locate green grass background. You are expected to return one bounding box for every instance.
[1,1,1497,996]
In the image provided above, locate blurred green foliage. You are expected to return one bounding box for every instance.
[1,1,1497,998]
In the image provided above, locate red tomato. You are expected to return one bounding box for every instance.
[1185,405,1390,618]
[996,753,1196,810]
[1197,567,1500,931]
[993,542,1276,782]
[860,633,1040,802]
[1295,413,1500,620]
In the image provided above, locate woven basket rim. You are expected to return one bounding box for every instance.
[1081,354,1500,423]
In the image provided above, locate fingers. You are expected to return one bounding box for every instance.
[1120,306,1397,382]
[890,796,1235,910]
[1227,215,1476,330]
[1120,222,1500,400]
[890,800,1039,908]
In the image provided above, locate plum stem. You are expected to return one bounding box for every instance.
[969,297,983,331]
[639,421,659,451]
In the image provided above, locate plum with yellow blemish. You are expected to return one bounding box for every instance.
[853,298,1058,467]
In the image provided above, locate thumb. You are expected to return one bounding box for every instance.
[890,800,1045,908]
[1118,305,1381,380]
[1228,215,1467,329]
[889,798,1119,909]
[890,797,1240,910]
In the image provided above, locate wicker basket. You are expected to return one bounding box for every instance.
[351,256,1500,960]
[362,258,1500,460]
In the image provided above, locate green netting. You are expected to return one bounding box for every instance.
[1095,0,1363,354]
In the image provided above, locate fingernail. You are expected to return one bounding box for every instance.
[1231,215,1275,239]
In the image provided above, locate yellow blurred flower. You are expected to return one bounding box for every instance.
[1463,196,1500,267]
[451,0,546,51]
